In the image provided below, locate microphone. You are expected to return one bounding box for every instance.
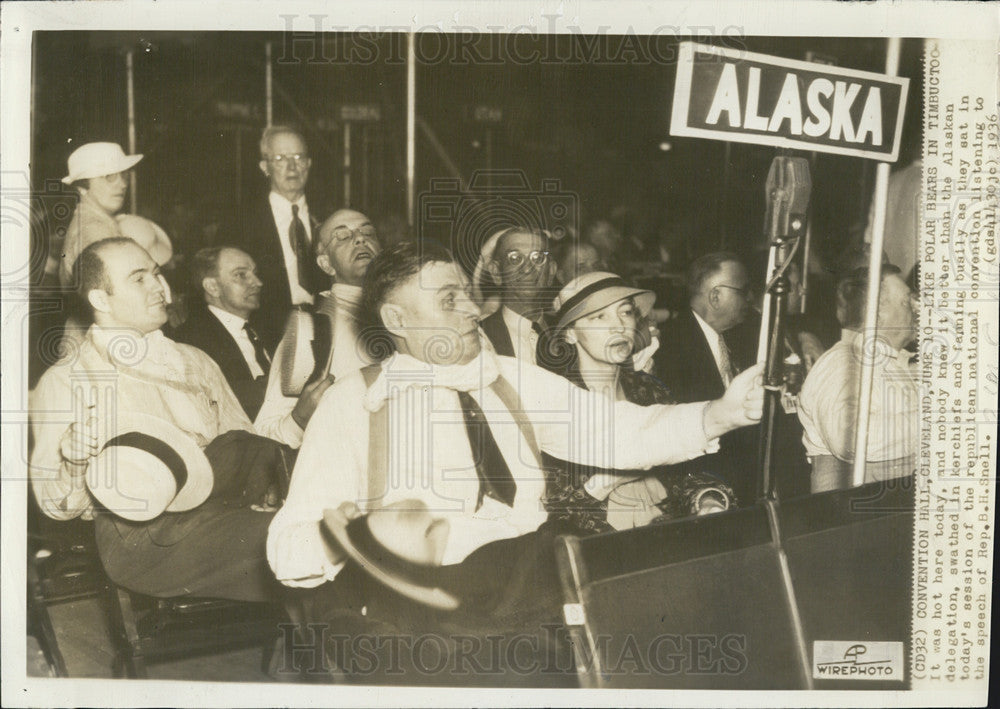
[764,157,811,242]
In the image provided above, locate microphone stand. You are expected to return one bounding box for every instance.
[756,155,810,504]
[757,236,792,503]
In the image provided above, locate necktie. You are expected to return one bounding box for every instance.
[718,332,734,387]
[456,389,517,510]
[244,322,272,373]
[528,319,545,362]
[290,204,312,293]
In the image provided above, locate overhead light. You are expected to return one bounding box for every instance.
[658,141,672,152]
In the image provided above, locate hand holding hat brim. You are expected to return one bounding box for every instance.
[321,506,460,611]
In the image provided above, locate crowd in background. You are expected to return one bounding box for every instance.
[26,124,919,683]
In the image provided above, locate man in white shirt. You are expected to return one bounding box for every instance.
[797,265,919,492]
[31,238,288,601]
[254,209,381,448]
[174,246,271,419]
[267,241,765,589]
[232,125,327,348]
[478,226,556,365]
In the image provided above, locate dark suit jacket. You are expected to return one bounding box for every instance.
[172,305,271,420]
[479,309,516,358]
[227,198,328,350]
[654,308,728,402]
[653,308,761,505]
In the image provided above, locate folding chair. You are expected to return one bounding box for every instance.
[103,584,289,679]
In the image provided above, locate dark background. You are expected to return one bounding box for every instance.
[30,32,923,274]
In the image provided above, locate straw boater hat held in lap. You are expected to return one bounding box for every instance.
[86,412,213,522]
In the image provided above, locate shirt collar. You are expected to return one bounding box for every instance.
[331,282,363,309]
[692,309,723,347]
[501,305,543,333]
[207,305,247,338]
[268,191,308,215]
[89,324,171,367]
[841,328,912,366]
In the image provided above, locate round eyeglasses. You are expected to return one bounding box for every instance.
[329,224,377,243]
[268,153,311,168]
[502,250,550,269]
[715,283,753,299]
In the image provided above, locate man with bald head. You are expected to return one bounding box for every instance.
[254,208,382,448]
[478,226,556,364]
[30,238,288,601]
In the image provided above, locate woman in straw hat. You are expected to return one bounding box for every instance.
[53,142,178,346]
[58,142,173,285]
[537,271,735,533]
[58,142,144,286]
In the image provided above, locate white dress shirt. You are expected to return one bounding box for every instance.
[501,306,541,365]
[207,305,264,378]
[29,326,253,521]
[266,349,720,588]
[692,309,729,384]
[268,191,314,306]
[797,329,918,463]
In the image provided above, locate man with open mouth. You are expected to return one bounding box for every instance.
[254,209,383,450]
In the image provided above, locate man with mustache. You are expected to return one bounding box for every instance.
[253,209,381,448]
[173,246,272,419]
[30,238,288,601]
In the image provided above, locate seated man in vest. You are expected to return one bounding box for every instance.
[29,238,288,602]
[797,265,919,492]
[254,209,381,448]
[173,246,272,419]
[267,240,765,589]
[477,226,556,364]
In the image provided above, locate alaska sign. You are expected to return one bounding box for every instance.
[670,42,909,161]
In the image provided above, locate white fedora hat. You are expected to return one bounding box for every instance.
[62,142,143,184]
[86,412,213,522]
[116,214,174,266]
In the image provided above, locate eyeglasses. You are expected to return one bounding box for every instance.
[328,224,377,243]
[715,284,753,299]
[268,153,311,168]
[502,250,550,269]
